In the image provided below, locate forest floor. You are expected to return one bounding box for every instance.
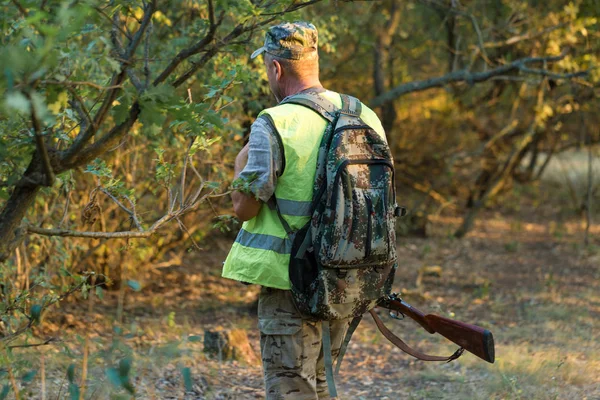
[15,184,600,400]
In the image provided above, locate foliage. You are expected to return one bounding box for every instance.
[0,0,320,396]
[304,0,598,235]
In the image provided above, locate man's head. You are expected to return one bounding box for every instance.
[251,21,321,101]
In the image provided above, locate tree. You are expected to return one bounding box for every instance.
[0,0,325,352]
[308,0,597,236]
[0,0,321,261]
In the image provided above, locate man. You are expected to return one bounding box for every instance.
[222,21,388,399]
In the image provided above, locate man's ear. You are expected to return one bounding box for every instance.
[273,59,283,81]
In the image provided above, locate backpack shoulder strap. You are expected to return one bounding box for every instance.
[340,94,362,117]
[322,321,338,398]
[335,315,362,375]
[266,194,294,236]
[280,92,338,123]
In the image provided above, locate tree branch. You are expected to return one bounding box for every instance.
[127,69,145,92]
[99,188,143,230]
[8,338,58,349]
[10,0,28,18]
[418,0,489,65]
[370,52,588,107]
[259,0,322,15]
[65,85,94,137]
[62,1,156,164]
[28,93,55,187]
[26,226,154,239]
[172,0,321,87]
[60,102,141,170]
[2,274,93,343]
[27,175,227,240]
[153,0,223,86]
[483,23,567,49]
[94,5,131,40]
[40,80,124,90]
[144,19,152,88]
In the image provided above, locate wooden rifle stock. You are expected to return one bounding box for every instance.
[378,294,495,364]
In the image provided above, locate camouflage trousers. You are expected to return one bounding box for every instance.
[258,287,350,400]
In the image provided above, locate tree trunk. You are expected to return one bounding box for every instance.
[0,151,44,262]
[373,1,401,137]
[0,185,40,262]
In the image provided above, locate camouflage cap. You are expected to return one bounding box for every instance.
[251,21,318,60]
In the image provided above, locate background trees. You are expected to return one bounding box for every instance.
[0,0,598,397]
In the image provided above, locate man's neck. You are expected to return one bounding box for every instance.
[279,80,323,102]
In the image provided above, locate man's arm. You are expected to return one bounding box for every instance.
[231,144,262,221]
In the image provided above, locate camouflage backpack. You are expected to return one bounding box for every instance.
[272,91,405,397]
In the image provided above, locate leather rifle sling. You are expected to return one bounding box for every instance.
[369,309,464,362]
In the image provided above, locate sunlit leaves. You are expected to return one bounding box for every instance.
[85,159,133,198]
[153,148,175,188]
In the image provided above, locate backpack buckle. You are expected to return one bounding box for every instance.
[339,109,360,117]
[394,206,407,217]
[336,269,348,279]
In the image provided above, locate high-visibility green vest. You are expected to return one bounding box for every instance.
[222,91,386,289]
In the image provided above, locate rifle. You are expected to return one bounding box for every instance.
[375,293,495,364]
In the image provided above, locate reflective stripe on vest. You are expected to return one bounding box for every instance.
[235,229,292,254]
[222,91,387,289]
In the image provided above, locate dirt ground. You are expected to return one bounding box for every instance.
[21,194,598,400]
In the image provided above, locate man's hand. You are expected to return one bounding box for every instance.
[232,144,262,221]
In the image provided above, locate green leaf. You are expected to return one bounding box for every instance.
[106,359,135,394]
[21,370,37,383]
[188,335,202,343]
[84,159,112,178]
[205,88,219,99]
[202,110,224,129]
[4,91,30,113]
[142,84,176,104]
[181,367,193,392]
[30,304,42,324]
[123,380,136,395]
[126,280,141,291]
[4,67,14,89]
[68,383,80,400]
[67,363,76,383]
[0,385,9,400]
[206,181,220,190]
[119,357,132,378]
[95,286,104,300]
[112,93,131,125]
[106,367,121,387]
[106,56,121,73]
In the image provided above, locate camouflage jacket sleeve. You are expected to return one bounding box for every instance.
[236,116,283,203]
